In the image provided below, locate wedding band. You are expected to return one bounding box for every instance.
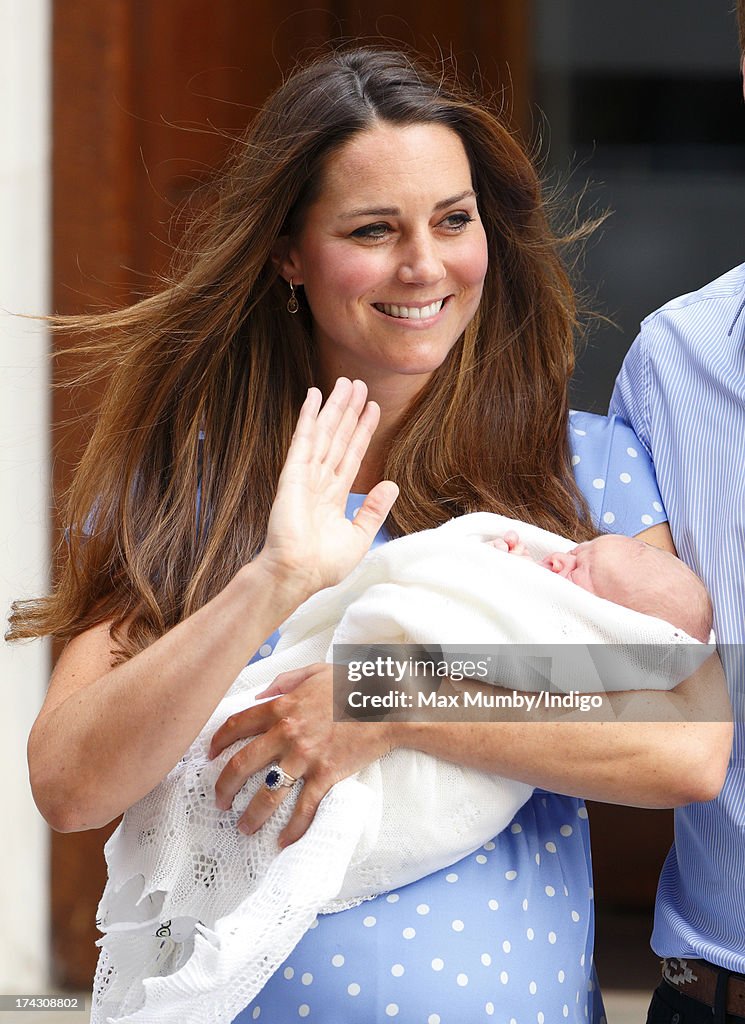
[264,764,299,791]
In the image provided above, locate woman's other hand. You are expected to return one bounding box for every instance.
[209,663,394,846]
[256,377,398,599]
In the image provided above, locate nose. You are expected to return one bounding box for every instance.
[397,230,446,286]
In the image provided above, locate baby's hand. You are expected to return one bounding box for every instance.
[487,531,532,559]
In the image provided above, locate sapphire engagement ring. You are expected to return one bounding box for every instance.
[264,764,299,792]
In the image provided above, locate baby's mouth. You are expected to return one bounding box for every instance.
[373,299,446,321]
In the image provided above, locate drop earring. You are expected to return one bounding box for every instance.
[287,278,299,314]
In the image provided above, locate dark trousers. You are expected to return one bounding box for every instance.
[647,979,745,1024]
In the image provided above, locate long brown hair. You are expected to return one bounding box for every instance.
[8,46,595,657]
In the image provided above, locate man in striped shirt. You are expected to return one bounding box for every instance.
[610,6,745,1018]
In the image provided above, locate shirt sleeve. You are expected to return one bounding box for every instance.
[569,410,667,536]
[608,328,652,456]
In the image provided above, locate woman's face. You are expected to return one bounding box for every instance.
[281,121,489,395]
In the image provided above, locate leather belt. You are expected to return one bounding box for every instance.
[663,958,745,1018]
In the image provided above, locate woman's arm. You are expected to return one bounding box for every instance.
[28,379,398,832]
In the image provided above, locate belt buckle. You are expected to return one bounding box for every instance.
[663,958,700,987]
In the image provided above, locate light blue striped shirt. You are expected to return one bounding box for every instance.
[610,262,745,971]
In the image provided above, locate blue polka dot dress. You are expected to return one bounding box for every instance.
[233,412,666,1024]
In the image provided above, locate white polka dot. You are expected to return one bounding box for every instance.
[301,972,313,986]
[571,454,581,466]
[385,1004,399,1017]
[529,980,537,994]
[416,903,430,915]
[481,953,492,966]
[619,471,631,483]
[510,822,522,834]
[641,513,653,525]
[402,927,416,939]
[574,428,587,436]
[572,911,581,922]
[363,916,376,927]
[626,446,638,458]
[452,919,465,932]
[483,841,496,851]
[485,1004,495,1017]
[589,887,595,899]
[580,953,586,967]
[500,971,509,984]
[331,954,344,967]
[431,958,445,971]
[284,967,295,980]
[347,983,361,996]
[563,1005,570,1018]
[545,885,556,897]
[592,478,605,489]
[602,511,616,525]
[386,893,400,903]
[535,853,541,865]
[548,931,557,944]
[558,970,565,983]
[351,506,362,519]
[445,872,459,883]
[503,939,512,953]
[560,824,573,837]
[505,870,518,881]
[539,1013,545,1024]
[522,898,529,911]
[578,806,588,819]
[391,963,404,977]
[653,501,663,512]
[488,899,499,910]
[563,885,569,896]
[545,842,557,853]
[527,927,535,940]
[476,854,487,864]
[252,1009,261,1021]
[298,1007,310,1019]
[457,973,469,987]
[428,1016,441,1024]
[259,643,273,658]
[309,919,319,929]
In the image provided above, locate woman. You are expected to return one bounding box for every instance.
[10,47,731,1022]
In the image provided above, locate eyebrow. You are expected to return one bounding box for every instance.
[340,189,476,220]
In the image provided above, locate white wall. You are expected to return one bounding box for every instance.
[0,0,51,991]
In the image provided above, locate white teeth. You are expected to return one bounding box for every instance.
[375,300,444,320]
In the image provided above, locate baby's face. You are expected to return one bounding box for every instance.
[540,535,657,601]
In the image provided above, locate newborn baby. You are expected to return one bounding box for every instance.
[489,530,713,643]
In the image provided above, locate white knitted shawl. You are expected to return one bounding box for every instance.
[92,513,711,1023]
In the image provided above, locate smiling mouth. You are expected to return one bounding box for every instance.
[373,299,446,320]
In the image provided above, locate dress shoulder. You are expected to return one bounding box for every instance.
[569,410,667,536]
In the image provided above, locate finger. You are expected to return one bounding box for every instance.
[209,701,277,759]
[488,537,509,551]
[351,480,399,543]
[255,664,322,700]
[309,377,355,463]
[278,780,326,846]
[235,758,305,834]
[323,379,369,474]
[503,530,520,549]
[334,399,382,488]
[214,733,279,810]
[282,387,323,467]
